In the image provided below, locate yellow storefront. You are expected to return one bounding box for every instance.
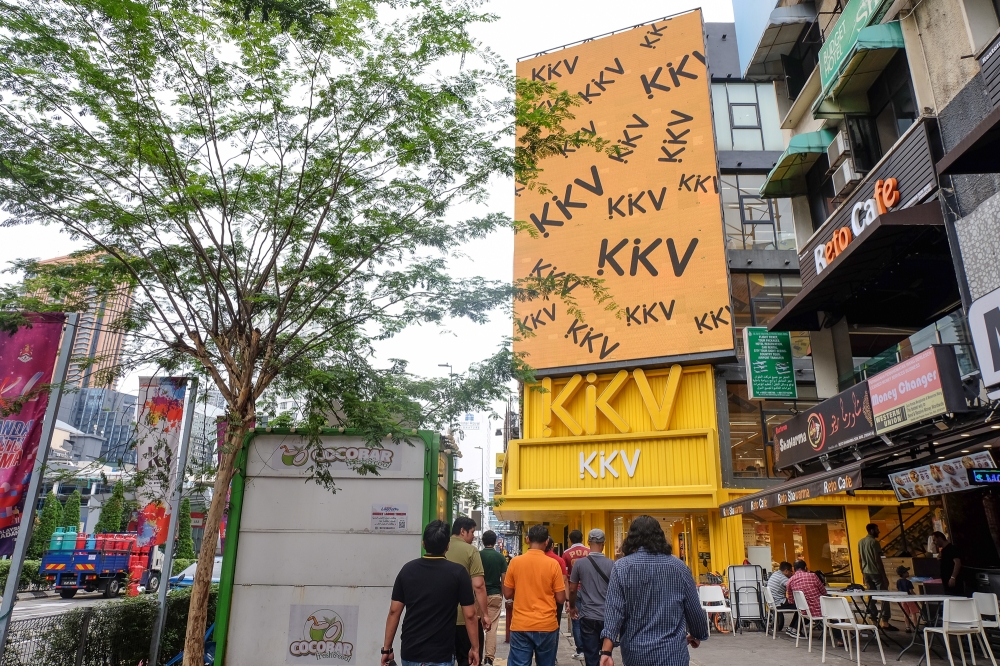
[495,364,913,585]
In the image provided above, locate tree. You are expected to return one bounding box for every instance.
[27,492,63,559]
[61,490,81,531]
[452,480,483,517]
[93,483,125,535]
[0,0,611,661]
[175,498,196,560]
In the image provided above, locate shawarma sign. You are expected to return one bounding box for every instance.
[773,381,874,470]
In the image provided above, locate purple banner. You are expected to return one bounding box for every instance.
[0,314,64,556]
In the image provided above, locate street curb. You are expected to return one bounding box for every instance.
[16,590,56,600]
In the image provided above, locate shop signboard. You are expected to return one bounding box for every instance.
[721,462,862,517]
[868,345,968,434]
[818,0,893,92]
[968,285,1000,389]
[969,468,1000,485]
[513,9,733,372]
[743,327,797,399]
[773,382,874,470]
[888,451,995,501]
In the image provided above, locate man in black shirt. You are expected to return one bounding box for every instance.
[383,520,479,666]
[933,531,962,595]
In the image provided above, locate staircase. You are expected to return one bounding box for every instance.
[879,507,933,556]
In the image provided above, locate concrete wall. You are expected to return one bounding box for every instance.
[911,0,983,110]
[955,189,1000,300]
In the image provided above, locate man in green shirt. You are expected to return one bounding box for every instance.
[448,517,490,663]
[858,523,894,630]
[480,530,508,666]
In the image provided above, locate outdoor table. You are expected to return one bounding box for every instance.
[825,590,912,652]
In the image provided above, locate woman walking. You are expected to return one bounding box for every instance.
[599,516,708,666]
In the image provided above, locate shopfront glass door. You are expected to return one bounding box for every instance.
[610,513,710,579]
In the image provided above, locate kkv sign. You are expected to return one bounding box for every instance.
[814,178,899,274]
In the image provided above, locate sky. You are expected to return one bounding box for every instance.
[0,0,737,484]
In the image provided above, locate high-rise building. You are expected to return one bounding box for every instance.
[57,387,138,464]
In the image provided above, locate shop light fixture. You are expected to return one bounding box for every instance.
[938,456,945,460]
[961,450,971,453]
[986,444,994,449]
[961,433,971,437]
[933,441,940,445]
[992,425,1000,430]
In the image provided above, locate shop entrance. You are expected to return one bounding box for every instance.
[610,513,713,582]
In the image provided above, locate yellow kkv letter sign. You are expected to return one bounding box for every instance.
[514,9,733,371]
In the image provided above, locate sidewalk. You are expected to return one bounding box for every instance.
[490,612,946,666]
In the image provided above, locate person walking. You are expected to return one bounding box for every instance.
[503,525,566,666]
[599,515,708,666]
[784,559,826,638]
[568,529,612,666]
[447,517,491,664]
[545,536,569,660]
[933,531,962,595]
[480,530,507,666]
[767,562,795,631]
[382,520,479,666]
[563,530,590,662]
[858,523,895,630]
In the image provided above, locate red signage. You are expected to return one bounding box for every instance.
[868,345,967,433]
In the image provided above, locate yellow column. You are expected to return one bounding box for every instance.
[709,511,744,579]
[844,505,869,585]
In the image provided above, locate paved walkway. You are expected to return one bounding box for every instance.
[488,611,980,666]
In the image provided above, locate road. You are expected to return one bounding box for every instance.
[11,591,119,620]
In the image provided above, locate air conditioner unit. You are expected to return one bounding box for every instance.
[826,129,851,170]
[831,159,861,197]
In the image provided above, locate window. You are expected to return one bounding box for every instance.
[805,153,836,231]
[728,383,819,479]
[712,83,784,152]
[866,50,917,158]
[731,273,811,359]
[720,174,796,250]
[782,22,822,100]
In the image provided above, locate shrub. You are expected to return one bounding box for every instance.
[0,559,47,591]
[171,558,195,576]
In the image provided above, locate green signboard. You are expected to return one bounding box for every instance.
[819,0,893,92]
[744,327,797,399]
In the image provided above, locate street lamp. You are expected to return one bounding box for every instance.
[474,445,486,531]
[438,363,454,377]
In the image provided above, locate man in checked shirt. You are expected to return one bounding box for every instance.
[598,516,708,666]
[785,559,826,637]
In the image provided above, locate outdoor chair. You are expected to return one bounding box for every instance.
[793,589,820,651]
[924,598,998,666]
[974,592,1000,630]
[699,584,733,633]
[762,585,798,640]
[820,595,885,666]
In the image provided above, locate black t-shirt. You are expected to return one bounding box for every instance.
[940,543,959,584]
[391,556,475,663]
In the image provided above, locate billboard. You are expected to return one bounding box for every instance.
[134,377,188,547]
[868,346,968,434]
[514,9,733,372]
[773,381,875,471]
[0,314,64,555]
[890,451,995,501]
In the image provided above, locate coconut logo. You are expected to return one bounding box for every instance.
[280,443,394,469]
[288,610,354,661]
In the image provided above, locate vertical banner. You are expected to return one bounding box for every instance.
[134,377,188,547]
[0,314,64,555]
[513,9,733,371]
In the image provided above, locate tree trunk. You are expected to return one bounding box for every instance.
[181,423,245,666]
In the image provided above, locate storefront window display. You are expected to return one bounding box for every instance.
[610,513,711,578]
[742,506,851,583]
[729,383,819,478]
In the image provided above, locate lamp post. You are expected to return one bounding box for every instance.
[474,445,486,531]
[438,363,454,377]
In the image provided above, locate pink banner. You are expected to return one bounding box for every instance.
[0,314,64,556]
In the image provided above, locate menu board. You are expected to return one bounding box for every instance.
[889,451,996,501]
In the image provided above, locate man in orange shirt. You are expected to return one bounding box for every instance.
[503,525,566,666]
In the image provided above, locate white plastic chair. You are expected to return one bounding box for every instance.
[699,585,733,633]
[974,592,1000,630]
[821,595,885,666]
[924,598,998,666]
[793,589,819,651]
[762,585,799,640]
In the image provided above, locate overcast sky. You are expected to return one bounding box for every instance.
[0,0,736,483]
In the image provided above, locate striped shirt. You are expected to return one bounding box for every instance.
[601,548,709,666]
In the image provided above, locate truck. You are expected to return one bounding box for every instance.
[41,536,164,599]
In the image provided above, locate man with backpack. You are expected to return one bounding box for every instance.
[567,529,613,666]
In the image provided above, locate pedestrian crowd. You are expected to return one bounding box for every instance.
[382,515,707,666]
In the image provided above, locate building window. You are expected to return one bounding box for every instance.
[712,83,784,152]
[720,174,796,251]
[730,273,810,358]
[782,21,822,99]
[729,383,819,479]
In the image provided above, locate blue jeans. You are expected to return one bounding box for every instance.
[402,661,451,666]
[579,618,605,666]
[572,617,583,652]
[508,630,559,666]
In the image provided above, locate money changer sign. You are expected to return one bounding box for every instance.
[514,9,733,371]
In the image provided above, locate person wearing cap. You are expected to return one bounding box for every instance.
[895,565,920,632]
[563,530,591,661]
[568,528,613,666]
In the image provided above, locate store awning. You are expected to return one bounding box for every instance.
[741,4,818,80]
[768,203,959,331]
[937,103,1000,174]
[720,462,864,518]
[759,129,836,198]
[813,22,906,117]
